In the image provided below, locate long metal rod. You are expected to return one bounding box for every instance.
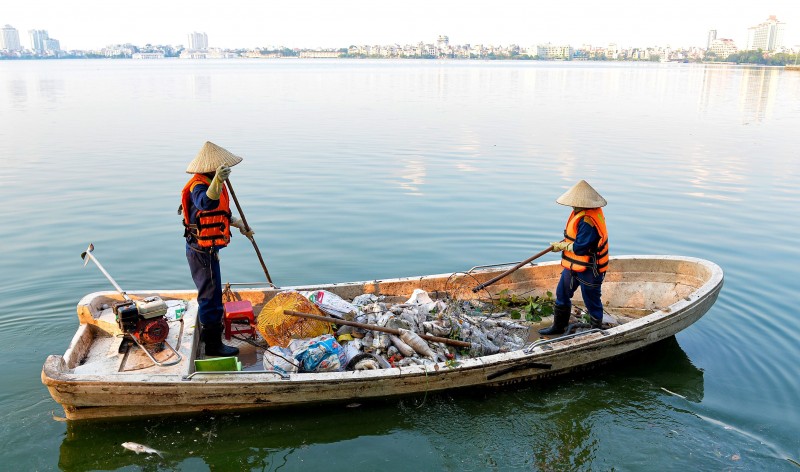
[472,246,553,293]
[80,243,131,300]
[284,310,472,348]
[183,370,289,380]
[225,179,276,287]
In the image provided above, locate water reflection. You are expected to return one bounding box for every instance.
[698,65,736,116]
[698,65,779,125]
[6,79,27,108]
[38,78,65,104]
[193,75,211,101]
[524,336,705,469]
[739,68,779,124]
[57,337,703,471]
[396,158,426,195]
[59,403,401,471]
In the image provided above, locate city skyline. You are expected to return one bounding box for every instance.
[3,0,798,51]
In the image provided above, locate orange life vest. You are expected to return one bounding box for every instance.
[561,208,609,273]
[180,174,231,248]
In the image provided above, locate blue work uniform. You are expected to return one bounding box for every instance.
[185,182,225,326]
[555,220,604,322]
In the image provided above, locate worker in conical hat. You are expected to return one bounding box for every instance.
[539,180,610,336]
[180,141,252,357]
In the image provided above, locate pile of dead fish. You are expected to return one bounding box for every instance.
[263,288,531,374]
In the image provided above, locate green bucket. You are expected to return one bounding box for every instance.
[194,356,242,372]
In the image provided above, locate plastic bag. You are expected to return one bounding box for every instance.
[301,290,357,319]
[263,346,299,375]
[289,334,346,372]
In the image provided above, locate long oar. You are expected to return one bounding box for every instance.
[284,310,472,348]
[226,179,276,287]
[472,246,554,293]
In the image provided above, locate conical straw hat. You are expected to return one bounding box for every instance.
[556,180,607,208]
[185,141,244,174]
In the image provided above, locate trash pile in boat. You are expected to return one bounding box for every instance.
[257,289,533,374]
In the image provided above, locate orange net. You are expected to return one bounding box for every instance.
[257,291,333,347]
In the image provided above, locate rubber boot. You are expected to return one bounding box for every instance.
[538,304,570,336]
[590,316,603,330]
[202,323,240,357]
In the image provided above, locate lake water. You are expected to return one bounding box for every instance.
[1,59,798,470]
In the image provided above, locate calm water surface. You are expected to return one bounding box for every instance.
[0,59,798,470]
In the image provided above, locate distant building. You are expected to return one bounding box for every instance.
[28,29,61,54]
[132,52,165,59]
[746,16,785,51]
[29,29,48,52]
[536,43,573,59]
[299,50,340,58]
[709,38,738,58]
[1,24,21,51]
[187,32,208,50]
[707,30,717,50]
[180,50,208,59]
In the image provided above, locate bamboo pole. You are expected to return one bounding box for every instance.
[226,179,275,286]
[472,246,554,292]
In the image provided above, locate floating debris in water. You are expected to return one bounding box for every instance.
[661,387,687,399]
[121,442,163,457]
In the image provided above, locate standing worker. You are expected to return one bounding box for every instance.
[181,141,253,356]
[539,180,609,335]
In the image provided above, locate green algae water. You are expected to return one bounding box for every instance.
[0,60,798,470]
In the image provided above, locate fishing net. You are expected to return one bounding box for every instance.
[441,271,496,319]
[440,270,536,354]
[257,291,333,347]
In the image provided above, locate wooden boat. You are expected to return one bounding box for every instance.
[42,255,723,421]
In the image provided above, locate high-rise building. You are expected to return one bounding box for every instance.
[1,24,22,51]
[707,30,717,50]
[29,29,49,53]
[187,32,208,50]
[709,38,738,58]
[746,15,785,51]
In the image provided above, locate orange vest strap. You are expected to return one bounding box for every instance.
[561,208,609,273]
[180,174,232,248]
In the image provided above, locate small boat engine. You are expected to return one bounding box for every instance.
[113,296,169,344]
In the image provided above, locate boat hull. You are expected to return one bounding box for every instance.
[42,255,723,421]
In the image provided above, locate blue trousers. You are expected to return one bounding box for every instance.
[555,268,604,321]
[186,245,223,326]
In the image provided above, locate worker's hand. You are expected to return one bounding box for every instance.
[215,165,231,181]
[230,216,255,237]
[206,165,230,200]
[550,241,573,252]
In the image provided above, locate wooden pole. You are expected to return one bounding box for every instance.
[226,179,275,286]
[284,310,472,348]
[472,246,554,292]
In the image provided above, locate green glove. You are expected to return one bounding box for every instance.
[230,216,254,237]
[550,241,574,252]
[206,165,231,200]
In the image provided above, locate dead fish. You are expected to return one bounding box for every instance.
[389,334,416,357]
[122,442,163,457]
[398,329,436,359]
[354,358,380,370]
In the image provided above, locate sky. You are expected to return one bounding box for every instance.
[3,0,799,51]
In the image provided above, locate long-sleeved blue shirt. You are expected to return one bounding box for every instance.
[572,219,600,256]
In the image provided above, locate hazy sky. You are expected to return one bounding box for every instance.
[3,0,799,51]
